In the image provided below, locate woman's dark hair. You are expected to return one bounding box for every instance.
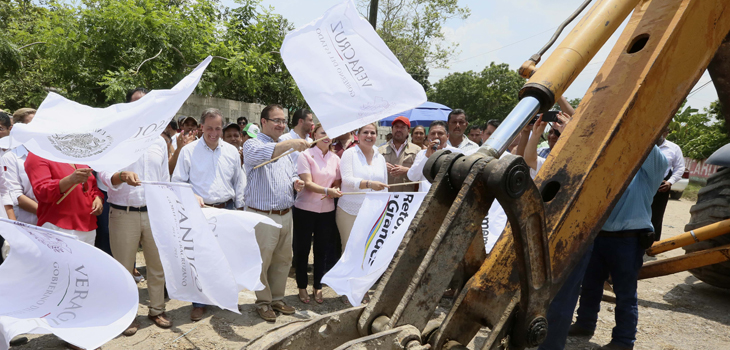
[0,112,11,129]
[411,125,426,135]
[126,87,150,103]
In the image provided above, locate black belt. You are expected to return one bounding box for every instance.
[110,203,147,212]
[208,199,234,209]
[598,229,651,238]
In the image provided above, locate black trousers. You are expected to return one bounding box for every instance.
[292,207,341,289]
[650,190,670,241]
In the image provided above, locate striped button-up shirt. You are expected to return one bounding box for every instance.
[243,133,298,211]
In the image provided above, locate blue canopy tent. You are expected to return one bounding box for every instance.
[378,102,452,127]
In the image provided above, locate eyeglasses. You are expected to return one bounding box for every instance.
[264,118,287,125]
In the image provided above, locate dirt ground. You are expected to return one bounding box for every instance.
[15,198,730,349]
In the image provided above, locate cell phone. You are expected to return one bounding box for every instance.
[530,111,560,124]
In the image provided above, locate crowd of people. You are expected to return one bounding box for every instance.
[0,87,686,350]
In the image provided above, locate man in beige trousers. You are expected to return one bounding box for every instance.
[99,88,172,336]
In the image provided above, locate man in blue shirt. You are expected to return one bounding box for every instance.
[538,145,667,350]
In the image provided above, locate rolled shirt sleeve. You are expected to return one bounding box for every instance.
[25,154,63,204]
[243,140,277,168]
[339,149,362,191]
[2,153,23,206]
[668,146,685,184]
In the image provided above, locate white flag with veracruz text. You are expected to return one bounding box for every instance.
[280,0,426,138]
[9,57,212,173]
[0,219,138,350]
[322,192,425,305]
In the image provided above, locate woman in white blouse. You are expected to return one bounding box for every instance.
[336,122,389,252]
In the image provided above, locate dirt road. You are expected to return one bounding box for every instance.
[15,199,730,349]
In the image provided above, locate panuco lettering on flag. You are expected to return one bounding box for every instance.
[9,57,212,173]
[144,182,240,313]
[0,219,138,350]
[280,0,426,138]
[322,192,425,305]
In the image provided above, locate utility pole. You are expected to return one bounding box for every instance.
[369,0,379,29]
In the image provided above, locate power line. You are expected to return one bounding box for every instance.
[688,80,712,98]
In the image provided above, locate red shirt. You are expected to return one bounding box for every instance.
[25,153,103,232]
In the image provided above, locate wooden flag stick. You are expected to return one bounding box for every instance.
[387,181,420,188]
[56,184,79,205]
[252,136,330,170]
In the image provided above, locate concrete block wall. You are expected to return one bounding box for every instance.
[176,95,265,125]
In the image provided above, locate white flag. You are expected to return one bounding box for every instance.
[143,182,240,313]
[202,208,281,292]
[280,0,426,138]
[322,192,425,305]
[9,57,212,173]
[0,219,137,350]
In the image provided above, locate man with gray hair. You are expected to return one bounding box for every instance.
[172,107,246,321]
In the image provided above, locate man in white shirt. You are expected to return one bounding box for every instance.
[279,108,313,165]
[446,109,479,152]
[99,88,173,336]
[2,108,37,225]
[172,108,246,321]
[652,128,685,240]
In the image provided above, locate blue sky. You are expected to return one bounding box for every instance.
[233,0,718,113]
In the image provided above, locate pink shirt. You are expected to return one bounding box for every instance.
[295,147,341,213]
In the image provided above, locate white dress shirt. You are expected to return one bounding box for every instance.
[407,146,461,193]
[100,136,170,207]
[0,147,12,219]
[1,146,37,224]
[172,139,245,208]
[338,145,388,215]
[658,139,685,184]
[447,134,479,153]
[279,129,313,167]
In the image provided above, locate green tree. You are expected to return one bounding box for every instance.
[0,0,305,112]
[427,62,525,126]
[668,101,730,159]
[360,0,470,92]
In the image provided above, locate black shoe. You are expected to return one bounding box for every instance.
[9,337,28,346]
[567,323,594,337]
[597,342,634,350]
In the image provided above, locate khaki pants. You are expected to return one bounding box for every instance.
[335,207,357,253]
[109,208,166,316]
[247,208,293,305]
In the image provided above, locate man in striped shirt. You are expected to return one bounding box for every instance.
[243,104,307,322]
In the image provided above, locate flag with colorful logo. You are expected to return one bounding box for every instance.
[322,192,426,305]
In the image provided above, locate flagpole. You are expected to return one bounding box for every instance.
[252,136,329,169]
[56,184,78,204]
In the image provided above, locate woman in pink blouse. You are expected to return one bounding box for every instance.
[294,124,343,304]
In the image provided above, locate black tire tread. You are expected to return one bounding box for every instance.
[682,166,730,289]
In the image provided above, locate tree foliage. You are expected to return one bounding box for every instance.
[360,0,470,91]
[426,62,525,126]
[668,101,730,159]
[0,0,305,112]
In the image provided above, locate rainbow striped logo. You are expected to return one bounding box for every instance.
[362,197,390,268]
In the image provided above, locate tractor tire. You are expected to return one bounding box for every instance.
[683,167,730,289]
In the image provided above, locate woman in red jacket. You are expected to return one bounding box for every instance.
[25,153,104,244]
